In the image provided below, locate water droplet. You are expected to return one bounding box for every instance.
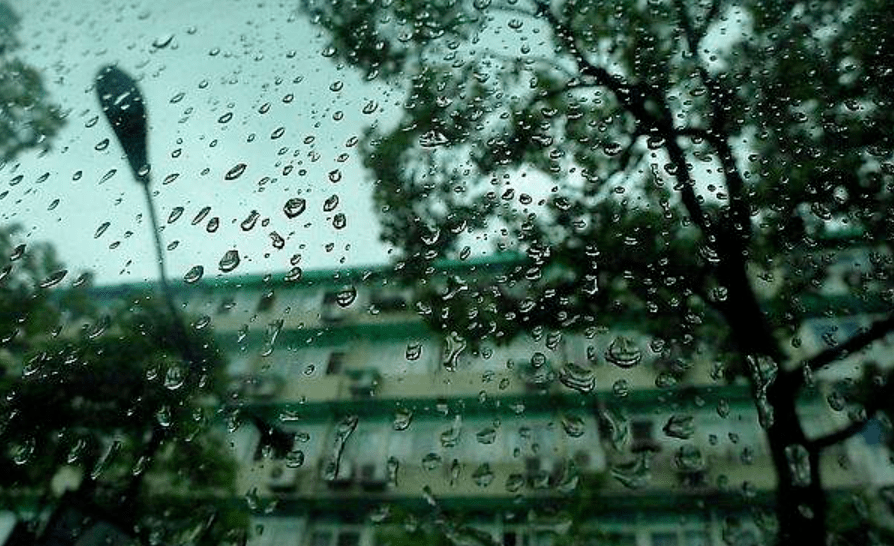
[785,444,811,487]
[193,315,211,330]
[225,163,247,180]
[611,452,651,489]
[167,206,184,224]
[95,138,110,151]
[362,100,378,114]
[87,315,111,339]
[170,91,185,103]
[219,249,240,272]
[399,341,421,361]
[184,265,204,284]
[663,414,695,440]
[393,408,413,431]
[561,414,586,438]
[323,194,339,212]
[419,130,449,147]
[240,210,260,231]
[283,197,306,218]
[335,286,357,307]
[281,449,304,469]
[605,336,642,368]
[558,362,596,393]
[39,270,67,288]
[329,80,344,92]
[440,423,461,448]
[206,217,220,233]
[284,267,303,282]
[192,206,211,225]
[271,126,285,140]
[422,452,442,470]
[472,463,494,487]
[441,332,467,372]
[152,33,174,48]
[218,112,234,124]
[332,213,347,229]
[674,445,705,472]
[261,319,284,357]
[476,427,497,445]
[612,379,630,398]
[505,473,525,492]
[164,365,185,390]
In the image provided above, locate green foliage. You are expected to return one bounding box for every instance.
[0,223,244,544]
[0,1,65,162]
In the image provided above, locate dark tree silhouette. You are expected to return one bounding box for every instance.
[300,0,894,543]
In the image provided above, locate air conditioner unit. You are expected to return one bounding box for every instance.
[347,369,380,398]
[243,376,282,399]
[266,462,301,492]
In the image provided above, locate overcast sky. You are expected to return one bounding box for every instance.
[4,0,402,285]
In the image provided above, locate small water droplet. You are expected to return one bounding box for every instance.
[283,197,306,218]
[184,265,204,284]
[284,267,303,282]
[152,33,174,48]
[225,163,247,180]
[405,342,422,361]
[663,414,695,439]
[95,138,110,151]
[167,206,184,224]
[240,210,260,231]
[476,427,497,445]
[393,408,413,431]
[422,452,442,470]
[192,206,211,225]
[39,270,67,288]
[323,194,339,212]
[472,463,494,487]
[561,414,586,438]
[219,249,240,272]
[206,217,220,232]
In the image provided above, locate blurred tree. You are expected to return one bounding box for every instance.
[301,0,894,544]
[0,1,64,162]
[0,224,246,545]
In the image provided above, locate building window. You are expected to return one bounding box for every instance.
[256,290,276,312]
[326,351,346,375]
[632,419,658,452]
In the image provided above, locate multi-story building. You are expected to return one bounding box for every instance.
[147,249,893,546]
[3,248,891,546]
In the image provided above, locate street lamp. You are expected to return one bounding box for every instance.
[94,65,174,311]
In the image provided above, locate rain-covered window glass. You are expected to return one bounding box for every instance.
[1,0,893,545]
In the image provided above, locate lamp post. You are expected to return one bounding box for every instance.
[94,65,175,314]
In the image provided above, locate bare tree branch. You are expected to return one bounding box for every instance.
[790,311,894,389]
[808,417,873,451]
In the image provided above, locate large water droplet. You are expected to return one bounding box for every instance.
[219,249,241,272]
[663,414,695,440]
[323,194,339,212]
[611,452,652,489]
[558,362,595,393]
[283,197,306,218]
[336,286,357,307]
[605,336,642,368]
[332,213,347,229]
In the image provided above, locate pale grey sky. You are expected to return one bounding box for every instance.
[4,0,402,285]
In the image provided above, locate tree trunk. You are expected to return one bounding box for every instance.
[716,247,828,545]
